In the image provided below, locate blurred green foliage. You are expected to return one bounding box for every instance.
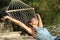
[22,0,60,25]
[0,0,60,25]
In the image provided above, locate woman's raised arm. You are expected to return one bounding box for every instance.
[36,14,43,27]
[2,16,33,35]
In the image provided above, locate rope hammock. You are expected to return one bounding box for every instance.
[6,0,36,26]
[5,0,37,33]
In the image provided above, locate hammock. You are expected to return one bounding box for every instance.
[5,0,37,34]
[6,0,36,26]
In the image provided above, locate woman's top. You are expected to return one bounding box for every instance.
[35,27,57,40]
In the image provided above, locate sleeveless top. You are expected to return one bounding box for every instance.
[35,27,57,40]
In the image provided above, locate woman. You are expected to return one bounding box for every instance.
[1,14,59,40]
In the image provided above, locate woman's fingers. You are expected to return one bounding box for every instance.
[36,14,39,15]
[1,18,4,21]
[1,16,9,20]
[36,14,40,16]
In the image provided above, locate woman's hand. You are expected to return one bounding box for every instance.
[36,14,41,17]
[35,13,43,27]
[1,16,9,21]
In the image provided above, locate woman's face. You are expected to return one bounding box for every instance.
[30,18,38,25]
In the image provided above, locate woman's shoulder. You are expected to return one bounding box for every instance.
[35,27,48,31]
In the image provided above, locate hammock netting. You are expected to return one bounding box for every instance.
[7,0,31,10]
[6,0,36,26]
[5,0,36,33]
